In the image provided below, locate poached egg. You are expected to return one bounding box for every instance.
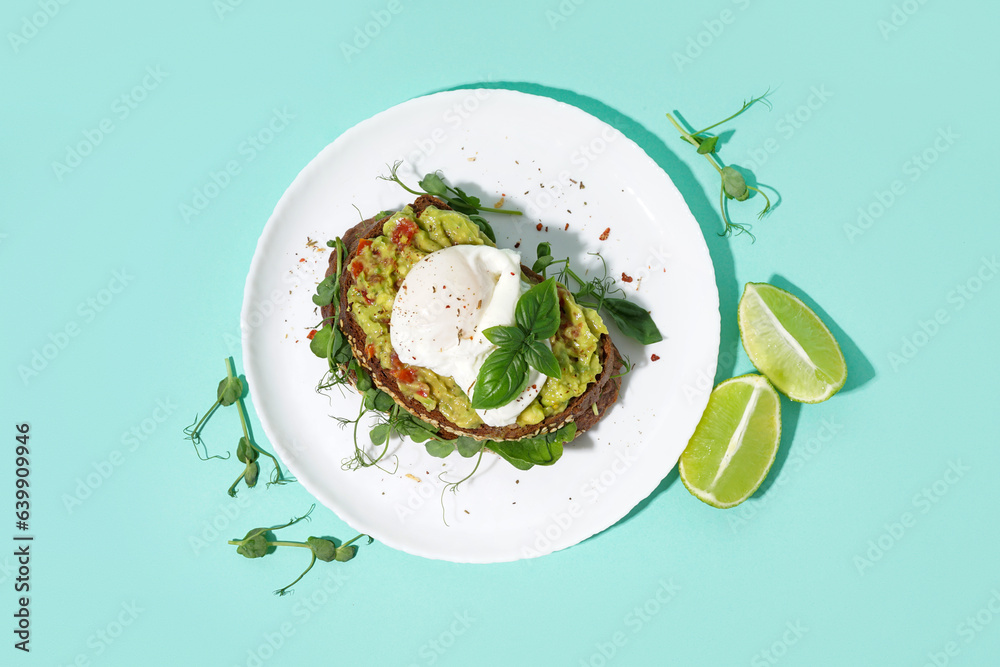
[390,245,549,427]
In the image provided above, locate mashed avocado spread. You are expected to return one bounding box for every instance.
[347,205,608,429]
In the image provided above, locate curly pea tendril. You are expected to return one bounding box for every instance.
[183,358,291,496]
[666,90,776,240]
[228,505,373,596]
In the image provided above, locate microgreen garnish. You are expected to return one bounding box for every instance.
[378,161,522,243]
[534,244,662,345]
[183,368,241,460]
[665,91,774,239]
[429,423,576,524]
[184,358,290,496]
[470,278,563,411]
[227,504,372,596]
[437,446,486,525]
[488,423,575,470]
[311,238,448,470]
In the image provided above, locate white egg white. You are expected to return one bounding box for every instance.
[390,245,548,427]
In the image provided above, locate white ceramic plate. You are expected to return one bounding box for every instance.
[242,89,719,563]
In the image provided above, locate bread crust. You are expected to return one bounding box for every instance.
[320,196,623,441]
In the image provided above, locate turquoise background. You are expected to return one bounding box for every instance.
[3,0,999,664]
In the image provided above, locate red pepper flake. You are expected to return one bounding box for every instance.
[599,227,610,241]
[564,223,569,230]
[307,330,317,340]
[651,354,661,362]
[298,257,307,263]
[535,223,543,231]
[621,272,633,283]
[514,242,520,248]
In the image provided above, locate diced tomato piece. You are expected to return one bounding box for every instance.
[307,330,317,340]
[357,238,372,252]
[391,218,418,246]
[365,344,376,358]
[415,383,430,398]
[349,259,364,277]
[389,349,419,384]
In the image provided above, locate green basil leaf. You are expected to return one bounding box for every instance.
[536,242,552,260]
[455,436,484,458]
[425,440,455,458]
[696,135,719,154]
[312,275,337,307]
[522,340,562,379]
[470,347,529,410]
[721,166,749,201]
[482,325,525,348]
[418,172,448,196]
[309,326,334,359]
[603,298,663,344]
[515,278,561,340]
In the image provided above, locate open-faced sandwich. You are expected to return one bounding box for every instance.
[310,172,660,472]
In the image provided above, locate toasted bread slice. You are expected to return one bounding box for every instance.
[320,196,623,441]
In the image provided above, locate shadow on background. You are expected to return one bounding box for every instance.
[438,81,745,531]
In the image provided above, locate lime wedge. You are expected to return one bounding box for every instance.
[679,374,781,509]
[738,282,847,403]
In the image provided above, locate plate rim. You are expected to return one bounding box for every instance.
[242,88,719,563]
